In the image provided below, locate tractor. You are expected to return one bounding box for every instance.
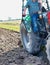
[20,0,50,54]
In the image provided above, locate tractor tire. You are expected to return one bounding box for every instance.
[20,22,42,54]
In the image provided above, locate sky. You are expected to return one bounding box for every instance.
[0,0,22,20]
[0,0,50,20]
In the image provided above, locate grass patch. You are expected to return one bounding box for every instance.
[0,20,21,32]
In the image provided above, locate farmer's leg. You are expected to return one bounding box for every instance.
[31,14,38,32]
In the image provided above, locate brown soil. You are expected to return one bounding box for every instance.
[0,28,50,65]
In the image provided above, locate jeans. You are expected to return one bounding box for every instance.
[31,13,38,32]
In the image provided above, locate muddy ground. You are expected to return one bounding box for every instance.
[0,28,50,65]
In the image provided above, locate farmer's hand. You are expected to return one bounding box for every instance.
[38,11,42,14]
[38,11,42,19]
[22,7,26,16]
[22,11,26,16]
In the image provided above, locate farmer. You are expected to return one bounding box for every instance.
[23,0,42,32]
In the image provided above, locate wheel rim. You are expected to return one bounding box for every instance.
[20,23,31,49]
[22,28,30,46]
